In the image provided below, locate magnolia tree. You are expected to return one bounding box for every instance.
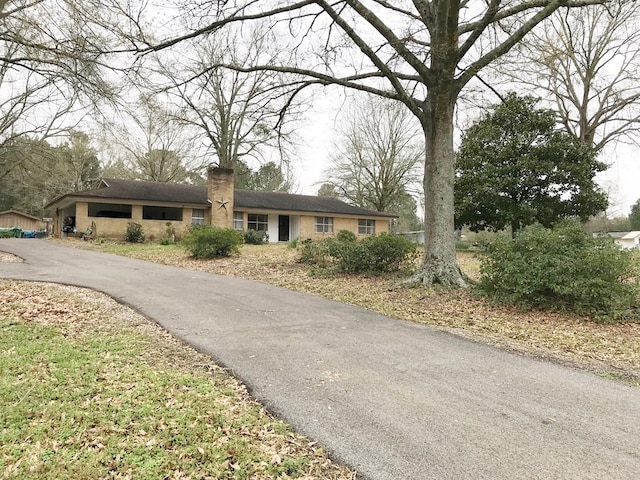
[455,94,608,236]
[142,0,607,286]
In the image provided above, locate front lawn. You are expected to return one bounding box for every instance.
[0,281,353,479]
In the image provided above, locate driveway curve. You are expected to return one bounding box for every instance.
[1,238,639,480]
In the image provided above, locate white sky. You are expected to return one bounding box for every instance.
[596,145,640,216]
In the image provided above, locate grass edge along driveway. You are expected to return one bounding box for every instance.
[0,280,355,480]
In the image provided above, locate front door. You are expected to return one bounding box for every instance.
[278,215,290,242]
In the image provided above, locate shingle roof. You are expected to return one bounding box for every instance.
[78,179,209,204]
[47,178,395,218]
[234,190,395,217]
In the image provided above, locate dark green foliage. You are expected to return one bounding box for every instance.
[298,240,333,268]
[243,229,267,245]
[478,222,639,320]
[336,229,357,243]
[234,160,292,192]
[125,222,145,243]
[629,199,640,230]
[182,226,243,259]
[0,132,102,217]
[455,93,608,236]
[0,227,23,238]
[298,233,417,275]
[455,240,471,251]
[343,233,417,274]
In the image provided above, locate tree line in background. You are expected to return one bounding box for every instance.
[2,1,640,287]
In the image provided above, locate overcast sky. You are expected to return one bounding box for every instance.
[293,93,640,217]
[596,145,640,217]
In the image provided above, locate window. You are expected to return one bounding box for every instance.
[192,208,205,225]
[315,216,334,233]
[233,212,244,230]
[358,219,375,235]
[143,206,183,221]
[88,203,131,218]
[248,213,268,231]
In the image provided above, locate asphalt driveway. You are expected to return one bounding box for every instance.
[1,238,639,480]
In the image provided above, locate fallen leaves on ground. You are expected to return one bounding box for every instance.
[0,252,22,262]
[0,280,356,480]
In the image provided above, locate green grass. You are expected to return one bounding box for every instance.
[0,314,322,479]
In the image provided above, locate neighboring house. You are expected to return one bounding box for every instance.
[0,209,44,231]
[45,167,396,241]
[612,231,640,250]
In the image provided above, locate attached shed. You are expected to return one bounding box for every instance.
[0,210,44,231]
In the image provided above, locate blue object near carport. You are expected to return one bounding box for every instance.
[22,230,47,238]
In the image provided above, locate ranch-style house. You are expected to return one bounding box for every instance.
[45,167,397,241]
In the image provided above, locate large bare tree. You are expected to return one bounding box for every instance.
[497,0,640,151]
[100,95,204,183]
[0,0,132,182]
[145,0,605,286]
[150,23,299,184]
[324,95,423,213]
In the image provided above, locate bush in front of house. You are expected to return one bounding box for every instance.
[125,222,145,243]
[478,222,640,320]
[243,229,267,245]
[298,233,417,275]
[336,229,357,243]
[342,233,417,274]
[298,239,332,267]
[182,226,243,259]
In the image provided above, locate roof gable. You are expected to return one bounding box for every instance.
[621,231,640,240]
[0,209,42,221]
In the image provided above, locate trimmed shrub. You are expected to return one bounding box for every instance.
[478,222,640,320]
[298,233,417,275]
[336,229,357,243]
[298,240,332,267]
[125,222,145,243]
[182,226,243,259]
[343,233,417,274]
[244,229,267,245]
[455,240,471,251]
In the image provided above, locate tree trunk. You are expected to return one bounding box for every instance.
[408,88,467,287]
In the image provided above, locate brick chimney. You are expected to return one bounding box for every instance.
[207,167,235,228]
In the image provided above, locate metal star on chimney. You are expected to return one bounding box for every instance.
[216,197,229,210]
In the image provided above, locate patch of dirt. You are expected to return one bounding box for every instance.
[0,252,23,262]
